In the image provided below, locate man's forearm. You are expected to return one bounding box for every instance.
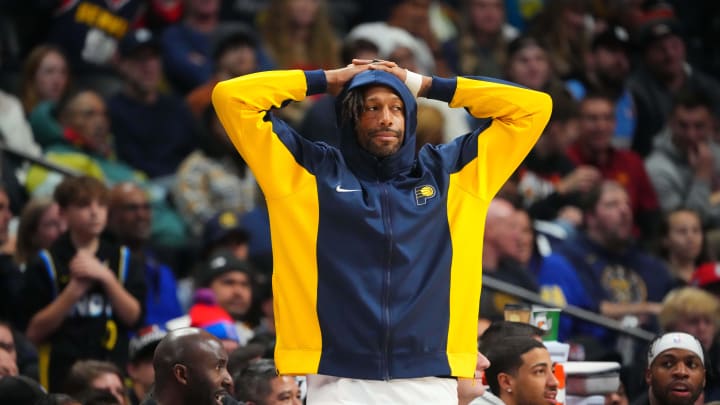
[599,301,660,318]
[26,286,84,344]
[101,276,141,327]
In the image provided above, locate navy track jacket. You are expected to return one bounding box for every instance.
[212,68,552,380]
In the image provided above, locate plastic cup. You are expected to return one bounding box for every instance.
[504,303,532,323]
[531,306,561,341]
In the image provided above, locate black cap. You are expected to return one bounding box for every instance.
[592,26,630,51]
[119,28,161,57]
[200,248,254,286]
[211,24,258,62]
[635,18,683,49]
[0,376,46,404]
[202,210,250,251]
[128,324,167,362]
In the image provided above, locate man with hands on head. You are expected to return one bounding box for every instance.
[212,58,552,403]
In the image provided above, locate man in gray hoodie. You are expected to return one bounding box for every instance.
[645,91,720,226]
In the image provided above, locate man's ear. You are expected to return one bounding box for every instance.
[645,368,651,386]
[173,364,189,385]
[498,372,514,394]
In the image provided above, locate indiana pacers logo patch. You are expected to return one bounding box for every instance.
[414,185,436,205]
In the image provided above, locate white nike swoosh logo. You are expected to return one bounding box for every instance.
[335,185,361,193]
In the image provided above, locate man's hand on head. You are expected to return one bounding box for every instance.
[324,59,432,97]
[324,61,374,96]
[365,60,432,98]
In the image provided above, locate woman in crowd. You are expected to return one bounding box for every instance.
[14,197,65,268]
[259,0,340,70]
[20,45,70,116]
[659,287,720,401]
[658,208,709,286]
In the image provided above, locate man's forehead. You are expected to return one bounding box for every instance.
[675,105,714,120]
[654,348,703,362]
[110,184,147,205]
[194,337,226,358]
[521,347,551,366]
[362,85,403,101]
[71,91,104,108]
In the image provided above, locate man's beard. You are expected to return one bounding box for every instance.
[650,381,703,405]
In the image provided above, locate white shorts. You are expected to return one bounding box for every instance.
[306,374,458,405]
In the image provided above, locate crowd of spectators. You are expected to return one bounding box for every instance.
[0,0,720,403]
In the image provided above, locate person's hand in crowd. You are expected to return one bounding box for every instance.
[688,140,714,181]
[0,349,18,379]
[65,276,93,299]
[637,301,663,326]
[557,166,601,195]
[69,250,111,285]
[557,206,583,227]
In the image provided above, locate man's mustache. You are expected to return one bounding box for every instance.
[369,128,402,137]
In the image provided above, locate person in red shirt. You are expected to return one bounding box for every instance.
[566,93,660,238]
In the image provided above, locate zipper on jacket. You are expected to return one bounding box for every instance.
[379,181,393,380]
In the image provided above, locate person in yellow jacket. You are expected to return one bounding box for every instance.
[212,59,552,403]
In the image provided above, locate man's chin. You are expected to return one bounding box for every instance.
[369,144,400,158]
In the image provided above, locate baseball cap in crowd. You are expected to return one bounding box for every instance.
[119,28,161,58]
[0,375,47,404]
[592,26,630,51]
[634,18,683,49]
[199,248,254,287]
[129,324,167,363]
[202,210,250,251]
[211,24,258,61]
[189,288,241,344]
[647,332,704,367]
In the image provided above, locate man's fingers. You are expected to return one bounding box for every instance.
[351,58,375,65]
[353,58,397,68]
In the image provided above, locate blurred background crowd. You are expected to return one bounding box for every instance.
[0,0,719,404]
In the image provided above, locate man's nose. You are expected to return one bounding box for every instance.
[380,106,393,125]
[547,369,559,388]
[477,352,490,372]
[672,362,690,377]
[222,368,234,390]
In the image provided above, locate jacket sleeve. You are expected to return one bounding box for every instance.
[211,70,329,199]
[427,76,552,200]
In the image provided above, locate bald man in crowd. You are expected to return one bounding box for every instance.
[151,328,235,405]
[107,182,183,326]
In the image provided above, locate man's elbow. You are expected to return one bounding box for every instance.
[120,304,143,327]
[25,320,45,346]
[530,91,553,130]
[536,91,553,118]
[211,80,231,108]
